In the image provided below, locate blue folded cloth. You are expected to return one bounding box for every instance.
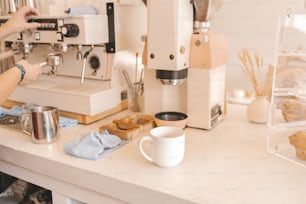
[64,130,125,160]
[65,5,99,16]
[0,106,23,117]
[59,116,78,128]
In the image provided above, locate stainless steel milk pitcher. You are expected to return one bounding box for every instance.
[20,106,60,144]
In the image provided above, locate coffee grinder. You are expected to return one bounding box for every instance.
[143,0,228,129]
[187,0,229,129]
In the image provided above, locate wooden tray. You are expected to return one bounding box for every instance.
[3,100,128,125]
[99,114,156,140]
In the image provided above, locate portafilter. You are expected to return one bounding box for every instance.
[40,53,63,75]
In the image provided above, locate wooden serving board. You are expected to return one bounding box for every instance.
[3,100,128,125]
[99,114,156,140]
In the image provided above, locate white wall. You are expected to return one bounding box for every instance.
[210,0,304,91]
[36,0,305,92]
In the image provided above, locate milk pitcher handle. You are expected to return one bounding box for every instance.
[19,112,32,135]
[138,136,153,162]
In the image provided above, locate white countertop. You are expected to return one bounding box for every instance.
[0,104,305,204]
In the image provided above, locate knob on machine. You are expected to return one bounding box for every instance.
[61,24,80,38]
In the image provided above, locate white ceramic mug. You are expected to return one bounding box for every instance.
[138,126,185,168]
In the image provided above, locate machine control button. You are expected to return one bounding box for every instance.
[61,24,79,37]
[34,32,40,40]
[29,18,58,31]
[17,33,23,40]
[56,32,63,41]
[58,19,64,27]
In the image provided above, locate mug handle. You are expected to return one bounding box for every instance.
[138,136,153,162]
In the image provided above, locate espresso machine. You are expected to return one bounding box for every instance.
[144,0,228,129]
[0,3,127,122]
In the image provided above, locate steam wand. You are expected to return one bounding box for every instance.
[80,45,94,84]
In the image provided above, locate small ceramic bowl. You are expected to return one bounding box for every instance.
[154,111,188,129]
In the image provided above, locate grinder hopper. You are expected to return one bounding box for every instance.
[193,0,223,31]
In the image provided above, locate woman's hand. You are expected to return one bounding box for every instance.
[4,6,40,34]
[16,60,42,85]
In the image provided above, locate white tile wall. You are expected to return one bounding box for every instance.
[37,0,305,91]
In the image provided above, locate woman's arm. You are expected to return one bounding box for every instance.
[0,66,21,105]
[0,60,41,105]
[0,7,41,105]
